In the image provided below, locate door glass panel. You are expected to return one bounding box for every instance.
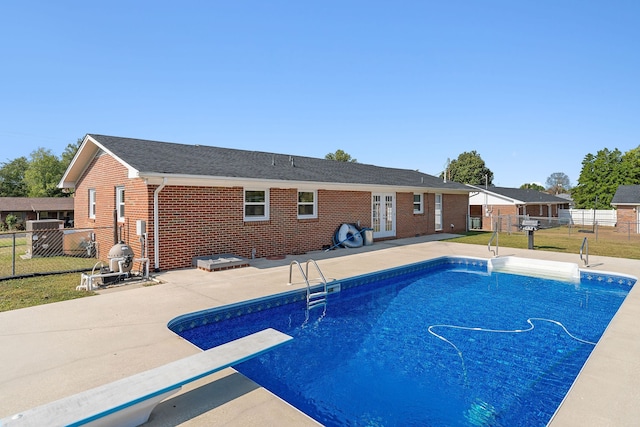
[385,195,393,232]
[373,195,381,232]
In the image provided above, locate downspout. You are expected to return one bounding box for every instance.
[153,178,167,272]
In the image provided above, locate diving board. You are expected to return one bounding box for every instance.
[1,328,292,427]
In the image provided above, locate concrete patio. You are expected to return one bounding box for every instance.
[1,236,639,426]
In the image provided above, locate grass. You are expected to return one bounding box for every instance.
[0,236,99,277]
[0,273,96,312]
[0,235,101,312]
[1,225,638,313]
[446,226,640,260]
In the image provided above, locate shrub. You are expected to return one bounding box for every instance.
[5,214,18,230]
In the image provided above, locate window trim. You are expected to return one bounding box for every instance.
[413,193,424,214]
[88,188,96,219]
[244,188,270,221]
[116,186,125,222]
[297,190,317,219]
[435,193,443,231]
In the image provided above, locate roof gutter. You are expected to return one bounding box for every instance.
[138,173,471,194]
[153,177,167,271]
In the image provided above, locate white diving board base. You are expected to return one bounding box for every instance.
[489,256,580,283]
[1,328,292,427]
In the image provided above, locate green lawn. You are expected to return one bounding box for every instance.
[0,235,100,312]
[448,227,640,260]
[0,273,97,312]
[0,235,99,277]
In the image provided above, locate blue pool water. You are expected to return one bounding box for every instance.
[170,257,635,426]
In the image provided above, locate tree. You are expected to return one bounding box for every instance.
[520,183,545,191]
[439,151,494,185]
[61,138,82,168]
[24,148,66,197]
[325,149,357,162]
[571,148,624,209]
[620,146,640,183]
[545,172,571,194]
[0,157,29,196]
[0,138,81,198]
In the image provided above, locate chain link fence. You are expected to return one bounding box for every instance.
[0,226,110,280]
[4,213,640,281]
[475,214,640,244]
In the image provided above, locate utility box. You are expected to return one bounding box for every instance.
[363,228,374,246]
[26,219,64,257]
[62,229,96,257]
[136,220,146,236]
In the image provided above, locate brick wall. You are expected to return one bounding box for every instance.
[395,192,468,237]
[155,187,372,270]
[74,153,470,270]
[616,206,636,229]
[483,205,518,230]
[396,192,429,237]
[442,193,469,234]
[74,154,151,263]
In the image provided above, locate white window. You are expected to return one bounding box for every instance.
[89,189,96,219]
[297,190,317,219]
[413,193,423,214]
[116,186,125,222]
[244,189,269,221]
[435,193,443,231]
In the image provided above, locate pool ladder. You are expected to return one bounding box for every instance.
[289,259,329,310]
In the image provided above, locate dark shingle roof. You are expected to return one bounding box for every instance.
[88,134,469,191]
[612,185,640,204]
[486,186,569,204]
[0,197,74,212]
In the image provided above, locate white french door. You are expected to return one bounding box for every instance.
[372,193,396,238]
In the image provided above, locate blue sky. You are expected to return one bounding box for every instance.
[2,1,639,188]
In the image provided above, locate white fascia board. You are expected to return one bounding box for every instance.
[469,190,522,205]
[138,173,470,194]
[58,135,100,189]
[59,134,139,189]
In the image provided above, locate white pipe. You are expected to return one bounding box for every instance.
[153,178,167,271]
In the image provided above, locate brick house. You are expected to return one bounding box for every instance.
[59,134,471,271]
[0,197,74,229]
[611,185,640,232]
[468,186,571,231]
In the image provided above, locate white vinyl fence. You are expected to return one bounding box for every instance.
[558,208,617,227]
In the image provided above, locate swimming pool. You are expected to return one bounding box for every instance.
[169,257,635,426]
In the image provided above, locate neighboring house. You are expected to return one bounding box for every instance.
[0,197,74,229]
[611,185,640,232]
[468,186,571,230]
[59,134,471,271]
[555,193,574,208]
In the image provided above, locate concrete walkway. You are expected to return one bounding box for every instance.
[1,236,640,425]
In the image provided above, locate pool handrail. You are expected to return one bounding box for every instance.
[488,230,499,257]
[580,237,589,266]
